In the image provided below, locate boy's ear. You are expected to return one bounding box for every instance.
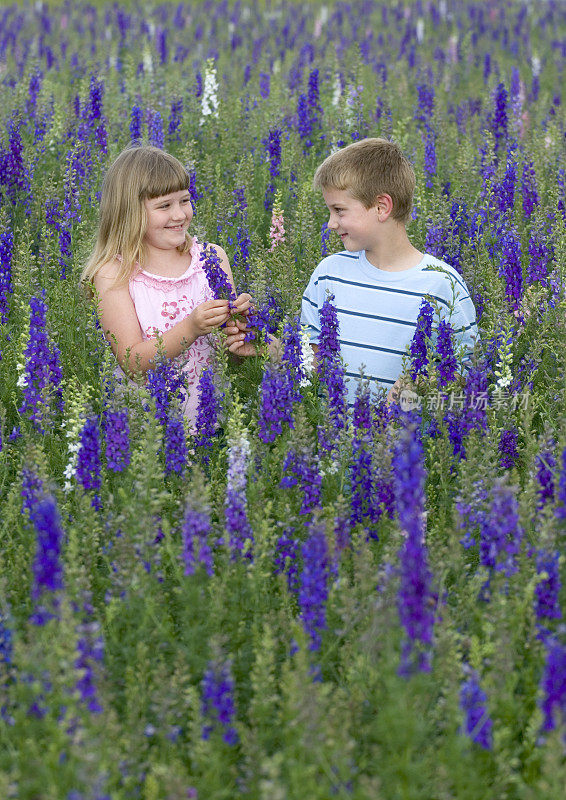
[375,193,394,221]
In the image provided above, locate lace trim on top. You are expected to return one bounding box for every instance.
[118,239,205,292]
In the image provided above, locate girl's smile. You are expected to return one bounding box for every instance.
[143,190,193,250]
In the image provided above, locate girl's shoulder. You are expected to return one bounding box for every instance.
[93,256,130,292]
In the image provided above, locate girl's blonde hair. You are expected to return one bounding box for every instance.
[81,145,192,292]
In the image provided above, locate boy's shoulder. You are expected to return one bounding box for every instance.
[412,253,471,298]
[307,249,364,284]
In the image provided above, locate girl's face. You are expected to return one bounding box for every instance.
[143,190,193,252]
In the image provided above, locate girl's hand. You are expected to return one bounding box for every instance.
[232,292,252,315]
[188,299,230,338]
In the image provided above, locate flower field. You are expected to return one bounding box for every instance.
[1,0,566,797]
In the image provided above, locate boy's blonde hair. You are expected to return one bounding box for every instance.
[313,138,415,223]
[81,145,192,290]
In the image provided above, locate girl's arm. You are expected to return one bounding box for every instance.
[93,260,231,375]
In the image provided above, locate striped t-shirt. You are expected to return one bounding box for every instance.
[300,249,478,404]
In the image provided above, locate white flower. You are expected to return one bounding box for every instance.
[416,18,424,43]
[332,73,342,106]
[201,59,219,121]
[299,327,315,387]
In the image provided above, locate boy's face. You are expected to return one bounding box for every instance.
[322,187,380,254]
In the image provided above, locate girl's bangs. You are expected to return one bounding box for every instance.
[141,159,190,200]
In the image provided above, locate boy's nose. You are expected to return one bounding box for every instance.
[328,215,338,229]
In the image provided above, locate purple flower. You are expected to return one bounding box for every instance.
[534,550,562,625]
[21,465,43,521]
[461,366,489,434]
[182,500,213,577]
[393,422,434,674]
[264,127,281,209]
[423,124,437,189]
[556,447,566,520]
[0,229,13,323]
[321,222,330,256]
[200,244,236,304]
[147,357,187,426]
[297,93,313,147]
[522,159,539,218]
[299,522,330,651]
[535,447,555,509]
[168,99,183,141]
[19,293,63,431]
[194,368,220,465]
[129,104,143,142]
[435,320,457,387]
[491,82,508,152]
[104,408,130,472]
[30,495,64,625]
[274,528,300,593]
[460,668,493,749]
[498,224,523,309]
[201,659,239,745]
[148,109,164,149]
[164,411,187,476]
[281,317,305,402]
[259,71,270,98]
[540,638,566,734]
[280,446,321,517]
[499,427,519,470]
[497,146,517,217]
[317,295,347,432]
[527,226,551,287]
[415,83,434,126]
[232,185,251,276]
[480,479,522,579]
[75,622,104,714]
[350,381,380,530]
[76,416,102,510]
[225,433,253,559]
[258,365,293,444]
[409,299,433,379]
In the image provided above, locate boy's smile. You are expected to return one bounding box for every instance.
[322,187,380,255]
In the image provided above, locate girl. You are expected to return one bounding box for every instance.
[81,145,252,421]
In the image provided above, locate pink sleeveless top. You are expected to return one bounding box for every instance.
[121,237,215,423]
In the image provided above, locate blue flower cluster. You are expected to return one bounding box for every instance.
[29,495,64,626]
[146,357,187,426]
[317,294,347,432]
[479,479,522,581]
[201,659,239,745]
[194,368,220,465]
[75,622,104,714]
[164,411,187,477]
[299,522,330,652]
[19,293,63,431]
[0,229,13,323]
[274,528,300,593]
[200,244,236,305]
[104,408,130,472]
[459,668,493,749]
[409,299,434,380]
[182,502,213,577]
[280,446,321,518]
[435,320,457,387]
[258,365,294,444]
[392,422,434,675]
[76,416,102,509]
[540,638,566,736]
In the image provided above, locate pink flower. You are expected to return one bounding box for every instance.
[161,301,180,320]
[269,212,286,252]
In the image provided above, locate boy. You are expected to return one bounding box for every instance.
[300,137,478,404]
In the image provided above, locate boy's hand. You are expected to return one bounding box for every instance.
[224,316,258,356]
